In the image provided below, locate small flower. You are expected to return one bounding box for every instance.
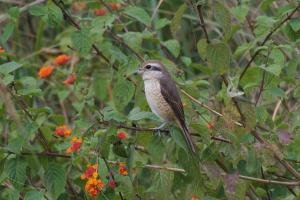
[118,162,128,176]
[66,137,83,154]
[207,122,214,129]
[191,196,199,200]
[55,125,72,137]
[81,164,98,180]
[117,131,127,140]
[84,177,105,197]
[0,46,4,54]
[94,8,106,16]
[38,66,54,78]
[108,180,116,189]
[54,54,71,65]
[63,73,77,85]
[71,2,87,11]
[108,3,122,9]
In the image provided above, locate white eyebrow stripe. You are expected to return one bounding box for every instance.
[146,63,161,67]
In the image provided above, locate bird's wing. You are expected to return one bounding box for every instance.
[159,76,196,153]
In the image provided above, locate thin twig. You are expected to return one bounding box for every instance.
[239,4,300,81]
[0,0,47,24]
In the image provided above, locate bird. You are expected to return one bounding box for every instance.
[137,60,196,153]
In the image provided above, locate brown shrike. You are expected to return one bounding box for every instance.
[138,60,196,153]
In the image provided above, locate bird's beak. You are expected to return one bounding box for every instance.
[136,67,143,75]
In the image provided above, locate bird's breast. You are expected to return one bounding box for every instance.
[144,79,174,122]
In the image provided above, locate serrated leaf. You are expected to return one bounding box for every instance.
[154,18,170,30]
[207,43,231,74]
[29,3,62,27]
[289,17,300,32]
[29,5,47,16]
[121,32,143,52]
[102,106,126,122]
[170,127,188,153]
[162,39,180,57]
[91,14,115,34]
[230,5,249,23]
[1,23,15,43]
[0,61,22,74]
[24,190,44,200]
[71,29,92,55]
[128,107,157,121]
[4,157,28,190]
[214,2,232,34]
[171,4,187,35]
[197,39,208,59]
[44,163,66,199]
[124,6,151,26]
[112,77,135,112]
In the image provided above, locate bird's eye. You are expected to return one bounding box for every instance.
[145,65,152,69]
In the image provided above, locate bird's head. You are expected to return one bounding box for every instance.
[137,60,167,80]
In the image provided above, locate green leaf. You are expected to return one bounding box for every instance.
[170,127,188,153]
[154,18,170,30]
[71,29,92,55]
[289,17,300,32]
[162,39,180,57]
[24,191,44,200]
[1,23,15,43]
[230,4,249,23]
[197,39,208,60]
[44,163,66,199]
[29,3,62,27]
[207,42,231,74]
[214,2,232,34]
[102,106,126,122]
[171,4,187,35]
[29,5,47,16]
[112,77,135,112]
[124,6,151,26]
[254,16,276,37]
[259,64,282,76]
[4,157,28,190]
[91,14,115,34]
[121,32,143,52]
[0,61,22,74]
[128,107,157,121]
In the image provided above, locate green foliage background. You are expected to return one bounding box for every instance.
[1,0,300,199]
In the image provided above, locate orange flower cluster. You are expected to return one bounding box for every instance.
[191,196,199,200]
[54,54,71,65]
[55,125,72,137]
[94,8,106,16]
[63,73,77,85]
[0,46,4,54]
[108,2,122,9]
[38,66,54,79]
[38,54,76,84]
[118,162,128,176]
[66,137,83,154]
[207,122,214,129]
[81,164,105,197]
[71,2,87,11]
[117,131,127,140]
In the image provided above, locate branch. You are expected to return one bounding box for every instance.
[239,4,300,81]
[108,160,300,186]
[186,1,210,43]
[0,0,47,24]
[180,89,243,127]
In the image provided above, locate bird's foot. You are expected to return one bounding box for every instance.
[153,122,167,131]
[152,122,168,136]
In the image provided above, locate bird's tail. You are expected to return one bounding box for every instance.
[178,121,196,154]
